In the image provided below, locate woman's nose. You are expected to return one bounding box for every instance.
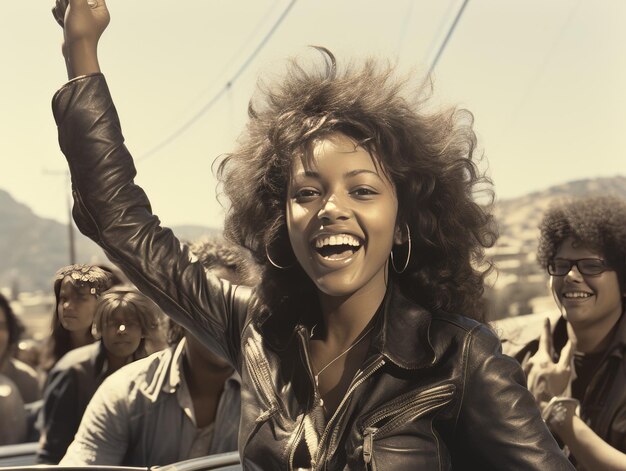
[317,194,349,221]
[565,265,584,282]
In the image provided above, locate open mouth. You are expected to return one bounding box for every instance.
[314,234,362,260]
[562,292,593,299]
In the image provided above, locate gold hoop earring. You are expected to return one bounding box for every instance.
[390,223,411,274]
[265,245,292,270]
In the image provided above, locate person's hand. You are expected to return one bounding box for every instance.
[52,0,110,46]
[51,0,110,78]
[523,318,575,405]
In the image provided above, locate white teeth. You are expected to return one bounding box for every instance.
[314,234,361,248]
[563,292,592,299]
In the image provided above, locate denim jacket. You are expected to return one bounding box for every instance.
[61,339,240,466]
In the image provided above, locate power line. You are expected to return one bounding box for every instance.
[423,0,459,67]
[169,0,283,119]
[495,0,582,142]
[138,0,298,162]
[424,0,470,80]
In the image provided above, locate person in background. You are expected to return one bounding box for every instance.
[0,292,38,444]
[517,195,626,471]
[39,264,114,377]
[0,375,27,445]
[61,237,257,466]
[37,287,160,463]
[190,235,261,285]
[15,339,44,371]
[142,309,169,355]
[0,292,40,404]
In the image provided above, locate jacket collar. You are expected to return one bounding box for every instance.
[163,338,241,393]
[163,338,187,394]
[264,281,436,371]
[139,339,240,400]
[372,282,436,370]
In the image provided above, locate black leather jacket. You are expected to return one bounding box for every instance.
[52,74,573,470]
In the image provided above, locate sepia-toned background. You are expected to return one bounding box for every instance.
[1,0,625,329]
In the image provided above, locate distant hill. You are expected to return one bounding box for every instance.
[0,189,220,293]
[494,175,626,252]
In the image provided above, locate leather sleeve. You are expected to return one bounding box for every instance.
[52,74,251,369]
[455,324,574,470]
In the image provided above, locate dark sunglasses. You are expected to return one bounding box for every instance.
[547,258,610,276]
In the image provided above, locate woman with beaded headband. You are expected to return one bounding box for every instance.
[39,264,114,375]
[50,1,573,469]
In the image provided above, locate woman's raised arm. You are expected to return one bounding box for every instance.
[50,0,251,370]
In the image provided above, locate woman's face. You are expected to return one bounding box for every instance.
[101,310,143,359]
[550,237,623,331]
[57,277,98,333]
[286,133,400,298]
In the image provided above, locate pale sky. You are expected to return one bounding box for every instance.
[2,0,625,228]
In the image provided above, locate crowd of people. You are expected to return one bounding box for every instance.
[0,236,257,465]
[0,0,624,469]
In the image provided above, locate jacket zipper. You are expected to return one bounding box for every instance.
[313,357,386,470]
[361,383,455,431]
[359,383,455,468]
[288,328,317,470]
[362,426,377,470]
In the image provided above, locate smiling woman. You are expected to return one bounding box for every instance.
[49,0,575,469]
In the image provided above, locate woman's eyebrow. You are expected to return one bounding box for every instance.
[344,169,379,178]
[296,169,379,179]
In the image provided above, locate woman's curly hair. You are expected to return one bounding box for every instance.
[538,195,626,292]
[189,235,260,287]
[217,48,496,325]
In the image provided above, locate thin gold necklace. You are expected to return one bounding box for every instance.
[312,324,375,387]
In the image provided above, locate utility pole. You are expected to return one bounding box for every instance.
[43,169,76,265]
[65,174,76,265]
